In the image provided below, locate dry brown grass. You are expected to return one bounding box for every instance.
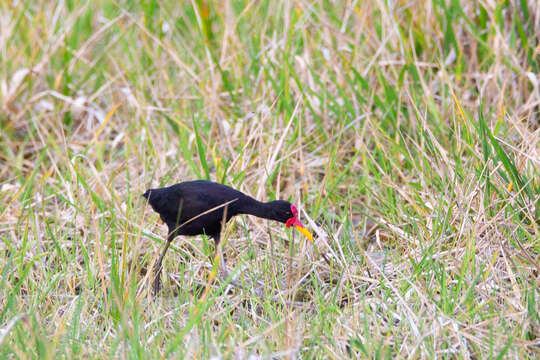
[0,0,538,358]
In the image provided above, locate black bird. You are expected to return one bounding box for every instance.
[142,180,314,294]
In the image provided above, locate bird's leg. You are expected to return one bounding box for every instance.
[209,233,230,280]
[211,233,262,296]
[152,231,175,295]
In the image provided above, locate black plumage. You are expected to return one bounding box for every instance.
[142,180,311,294]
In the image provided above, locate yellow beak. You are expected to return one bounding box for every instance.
[295,225,314,243]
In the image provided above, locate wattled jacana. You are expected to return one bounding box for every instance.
[142,180,315,294]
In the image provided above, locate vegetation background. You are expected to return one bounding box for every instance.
[0,0,538,358]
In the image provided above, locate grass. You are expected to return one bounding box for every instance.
[0,0,538,358]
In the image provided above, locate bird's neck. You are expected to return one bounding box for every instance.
[239,197,271,219]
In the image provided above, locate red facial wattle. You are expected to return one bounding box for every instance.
[286,204,301,227]
[286,217,304,228]
[285,205,314,242]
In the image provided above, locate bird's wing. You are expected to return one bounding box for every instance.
[149,182,244,231]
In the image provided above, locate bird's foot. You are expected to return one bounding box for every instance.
[152,277,162,296]
[218,265,230,280]
[152,267,163,296]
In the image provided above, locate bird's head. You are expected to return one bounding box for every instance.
[268,200,314,243]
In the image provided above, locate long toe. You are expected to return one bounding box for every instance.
[152,272,162,296]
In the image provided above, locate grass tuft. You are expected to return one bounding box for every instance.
[0,0,538,358]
